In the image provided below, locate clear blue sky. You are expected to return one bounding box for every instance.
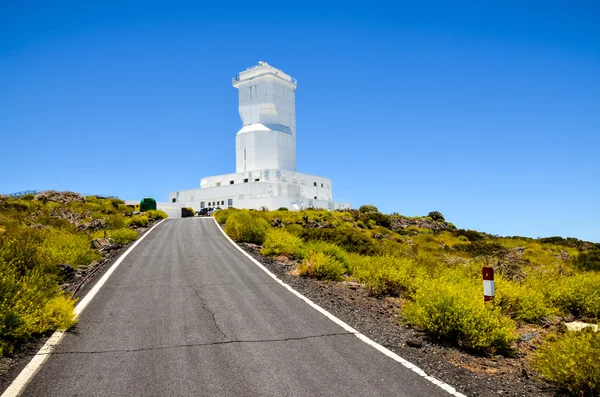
[1,1,598,242]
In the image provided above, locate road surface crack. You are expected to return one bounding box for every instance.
[43,332,356,356]
[189,285,227,339]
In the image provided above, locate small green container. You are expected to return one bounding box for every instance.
[139,197,157,212]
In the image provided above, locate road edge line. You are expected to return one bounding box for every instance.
[1,218,168,397]
[212,217,466,397]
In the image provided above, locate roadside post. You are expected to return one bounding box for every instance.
[482,267,495,302]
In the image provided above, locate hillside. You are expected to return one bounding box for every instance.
[215,206,600,396]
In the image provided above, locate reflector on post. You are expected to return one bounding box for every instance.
[482,266,495,302]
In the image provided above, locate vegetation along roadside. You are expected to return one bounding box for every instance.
[0,191,167,359]
[216,206,600,396]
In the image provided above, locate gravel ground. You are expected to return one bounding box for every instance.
[239,244,563,397]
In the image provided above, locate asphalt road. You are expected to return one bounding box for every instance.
[20,218,454,397]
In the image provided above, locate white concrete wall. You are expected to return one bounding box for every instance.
[169,188,350,212]
[197,170,333,201]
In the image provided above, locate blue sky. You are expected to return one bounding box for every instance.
[1,1,599,241]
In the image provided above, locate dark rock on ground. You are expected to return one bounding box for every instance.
[78,218,106,232]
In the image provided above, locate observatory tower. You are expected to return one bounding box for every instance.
[233,61,297,172]
[169,62,350,212]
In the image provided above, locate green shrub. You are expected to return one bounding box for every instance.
[453,229,486,242]
[181,207,194,218]
[300,225,376,255]
[574,250,600,272]
[360,211,392,228]
[108,228,139,245]
[129,215,149,228]
[533,330,600,396]
[297,252,345,281]
[358,204,378,213]
[403,279,516,354]
[224,211,270,244]
[550,273,600,318]
[350,255,419,297]
[261,229,303,258]
[494,277,552,323]
[277,207,289,211]
[428,211,445,221]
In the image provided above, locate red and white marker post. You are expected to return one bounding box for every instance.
[482,267,495,302]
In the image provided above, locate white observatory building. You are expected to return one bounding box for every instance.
[169,61,350,211]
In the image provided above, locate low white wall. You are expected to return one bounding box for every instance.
[156,202,182,218]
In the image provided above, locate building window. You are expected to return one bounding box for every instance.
[314,196,318,199]
[244,178,249,183]
[255,178,260,182]
[230,180,234,184]
[221,200,224,205]
[216,182,221,187]
[200,202,205,208]
[313,181,317,186]
[321,183,323,187]
[228,198,233,206]
[172,198,176,203]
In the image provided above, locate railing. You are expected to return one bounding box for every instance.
[232,74,297,85]
[5,190,41,197]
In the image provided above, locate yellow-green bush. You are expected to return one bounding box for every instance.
[145,209,168,220]
[300,224,376,255]
[533,330,600,396]
[104,213,127,229]
[494,276,552,323]
[129,215,149,228]
[403,279,516,353]
[261,229,304,258]
[37,228,100,269]
[224,211,270,244]
[349,254,423,297]
[214,208,239,225]
[302,241,350,271]
[284,223,303,236]
[297,252,345,281]
[108,228,139,245]
[550,273,600,318]
[0,259,77,355]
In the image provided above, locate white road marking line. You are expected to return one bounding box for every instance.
[212,217,467,397]
[1,219,167,397]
